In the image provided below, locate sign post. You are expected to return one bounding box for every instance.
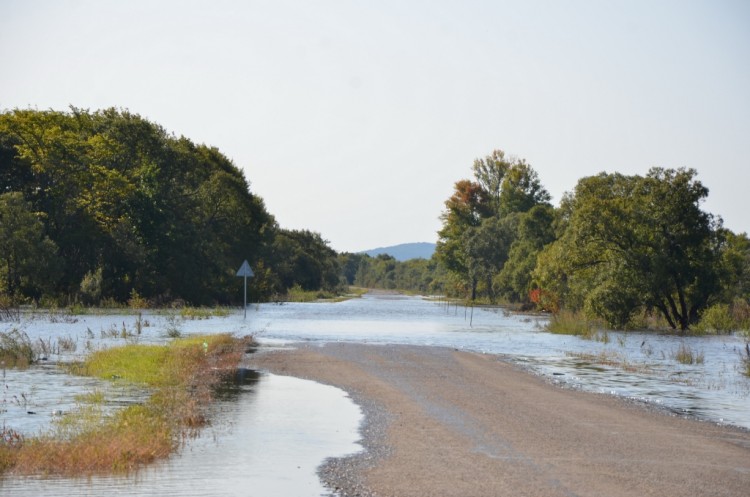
[236,260,254,319]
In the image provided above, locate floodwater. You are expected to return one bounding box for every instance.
[1,371,362,496]
[251,293,750,429]
[2,292,750,494]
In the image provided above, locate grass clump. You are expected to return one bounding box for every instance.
[1,333,252,476]
[742,342,750,377]
[180,307,232,319]
[0,293,20,322]
[546,310,596,338]
[0,329,35,368]
[672,343,705,365]
[281,284,337,303]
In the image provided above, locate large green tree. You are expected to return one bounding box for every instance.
[534,168,723,330]
[271,229,341,293]
[436,149,551,301]
[0,108,278,304]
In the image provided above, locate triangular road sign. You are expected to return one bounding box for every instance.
[236,260,254,278]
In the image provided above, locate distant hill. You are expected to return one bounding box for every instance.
[361,242,436,261]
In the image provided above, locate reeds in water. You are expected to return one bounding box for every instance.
[1,333,253,476]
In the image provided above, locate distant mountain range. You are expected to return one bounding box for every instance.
[361,242,436,261]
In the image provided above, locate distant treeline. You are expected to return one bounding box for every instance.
[0,108,341,305]
[338,252,447,295]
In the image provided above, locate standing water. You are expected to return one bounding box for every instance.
[2,292,749,494]
[1,371,362,496]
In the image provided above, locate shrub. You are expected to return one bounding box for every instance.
[79,268,103,306]
[127,289,147,309]
[694,303,736,334]
[730,299,750,332]
[0,293,20,322]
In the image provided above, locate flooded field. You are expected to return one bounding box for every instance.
[2,293,749,495]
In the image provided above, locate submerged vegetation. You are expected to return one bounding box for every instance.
[0,333,251,476]
[545,310,595,337]
[672,343,705,365]
[0,329,34,368]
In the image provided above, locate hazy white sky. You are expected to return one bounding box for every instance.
[1,0,748,252]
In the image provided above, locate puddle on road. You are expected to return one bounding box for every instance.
[1,372,363,497]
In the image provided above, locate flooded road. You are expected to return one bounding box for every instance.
[2,293,749,494]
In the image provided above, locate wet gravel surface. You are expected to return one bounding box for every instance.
[251,342,750,497]
[319,392,391,497]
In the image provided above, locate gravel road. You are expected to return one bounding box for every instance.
[249,343,750,497]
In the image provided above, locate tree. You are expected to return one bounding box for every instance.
[0,108,278,304]
[435,179,486,295]
[495,204,556,302]
[271,229,341,293]
[718,230,750,302]
[0,192,59,298]
[436,149,551,301]
[534,168,722,330]
[463,215,518,302]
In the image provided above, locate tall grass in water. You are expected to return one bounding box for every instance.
[673,343,705,365]
[546,310,596,338]
[0,329,35,368]
[280,284,341,303]
[180,307,232,319]
[1,333,252,476]
[0,293,20,322]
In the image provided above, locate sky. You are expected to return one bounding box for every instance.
[1,0,748,253]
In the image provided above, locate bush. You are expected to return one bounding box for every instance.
[694,303,742,334]
[0,293,20,322]
[79,268,103,306]
[730,299,750,332]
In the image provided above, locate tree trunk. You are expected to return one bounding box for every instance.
[655,301,677,330]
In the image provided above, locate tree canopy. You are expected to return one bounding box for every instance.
[436,149,552,302]
[0,108,340,305]
[534,168,725,330]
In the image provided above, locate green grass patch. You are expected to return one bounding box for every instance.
[281,284,337,303]
[180,307,232,319]
[2,333,252,476]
